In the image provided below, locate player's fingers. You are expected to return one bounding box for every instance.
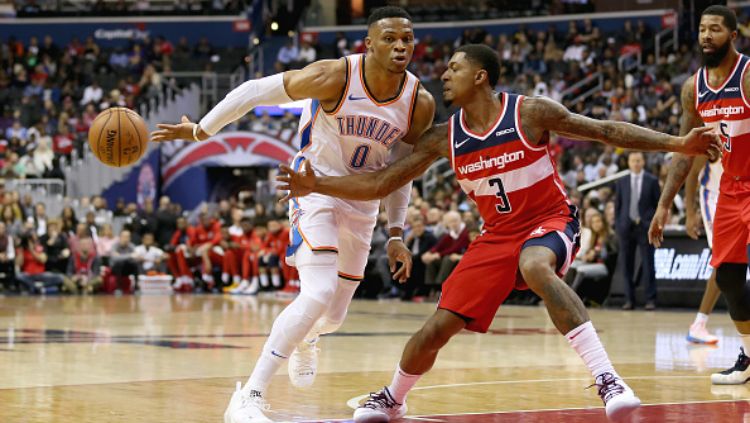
[388,256,396,273]
[303,159,312,174]
[180,115,191,123]
[276,183,291,191]
[278,163,294,175]
[393,265,407,282]
[276,175,291,183]
[156,124,177,130]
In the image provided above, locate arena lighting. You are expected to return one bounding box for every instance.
[253,38,260,45]
[271,21,279,31]
[288,30,295,37]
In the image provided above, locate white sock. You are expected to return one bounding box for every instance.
[741,333,750,353]
[565,321,617,379]
[233,275,241,284]
[202,273,213,282]
[694,312,709,326]
[244,293,328,394]
[259,273,269,287]
[221,273,230,283]
[271,273,281,287]
[244,350,285,395]
[387,365,421,404]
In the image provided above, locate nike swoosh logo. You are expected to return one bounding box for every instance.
[698,91,710,98]
[348,94,367,101]
[454,138,471,149]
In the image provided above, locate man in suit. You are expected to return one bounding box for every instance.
[615,151,660,310]
[402,216,437,301]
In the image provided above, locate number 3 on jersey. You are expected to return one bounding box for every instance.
[350,144,370,168]
[720,122,732,152]
[488,178,512,213]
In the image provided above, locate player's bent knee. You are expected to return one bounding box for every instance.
[297,249,339,304]
[716,263,750,321]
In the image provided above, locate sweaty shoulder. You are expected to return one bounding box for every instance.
[283,58,348,106]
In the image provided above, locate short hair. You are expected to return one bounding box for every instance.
[702,5,737,31]
[455,44,501,87]
[367,6,411,27]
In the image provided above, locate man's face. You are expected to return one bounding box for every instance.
[143,234,154,247]
[412,220,425,236]
[699,14,735,68]
[119,231,131,245]
[628,153,645,174]
[441,52,483,107]
[365,18,414,74]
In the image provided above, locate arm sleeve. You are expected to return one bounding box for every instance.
[199,73,293,136]
[381,142,414,230]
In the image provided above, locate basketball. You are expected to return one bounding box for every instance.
[88,107,149,167]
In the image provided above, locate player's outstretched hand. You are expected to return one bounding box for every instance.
[679,126,722,160]
[648,205,670,247]
[387,239,412,283]
[276,159,316,202]
[684,208,701,240]
[151,115,195,142]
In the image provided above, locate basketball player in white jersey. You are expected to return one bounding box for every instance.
[684,156,722,345]
[152,7,436,422]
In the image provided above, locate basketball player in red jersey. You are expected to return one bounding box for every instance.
[279,44,720,421]
[650,5,750,385]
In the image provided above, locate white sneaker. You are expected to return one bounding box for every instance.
[590,373,640,421]
[288,338,319,388]
[224,382,273,423]
[353,387,407,423]
[230,280,249,294]
[687,322,719,344]
[712,348,750,385]
[242,278,260,295]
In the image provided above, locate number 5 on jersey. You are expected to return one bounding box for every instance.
[488,178,512,213]
[720,122,732,152]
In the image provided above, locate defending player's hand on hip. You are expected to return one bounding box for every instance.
[648,205,670,247]
[387,240,412,283]
[277,160,316,202]
[678,126,722,161]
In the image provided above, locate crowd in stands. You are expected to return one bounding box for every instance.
[0,30,242,178]
[0,190,301,295]
[5,12,750,303]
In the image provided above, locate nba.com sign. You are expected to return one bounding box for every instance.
[655,246,750,281]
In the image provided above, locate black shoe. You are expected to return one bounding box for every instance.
[621,302,634,310]
[711,348,750,385]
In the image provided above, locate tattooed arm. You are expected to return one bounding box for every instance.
[277,122,450,201]
[648,75,706,246]
[519,95,720,156]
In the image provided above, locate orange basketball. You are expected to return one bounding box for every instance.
[88,107,149,167]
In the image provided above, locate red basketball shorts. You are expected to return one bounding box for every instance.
[711,180,750,267]
[438,215,579,333]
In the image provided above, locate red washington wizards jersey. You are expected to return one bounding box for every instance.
[695,53,750,183]
[449,93,572,234]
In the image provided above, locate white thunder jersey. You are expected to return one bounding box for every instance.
[698,159,723,193]
[295,53,421,217]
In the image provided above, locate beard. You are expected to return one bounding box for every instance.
[701,40,731,68]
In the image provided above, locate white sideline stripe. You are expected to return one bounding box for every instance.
[345,374,716,410]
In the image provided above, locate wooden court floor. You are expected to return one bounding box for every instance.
[1,294,749,422]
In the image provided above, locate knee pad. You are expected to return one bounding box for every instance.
[716,263,750,321]
[296,245,338,304]
[264,292,328,357]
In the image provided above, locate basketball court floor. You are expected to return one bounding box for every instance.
[1,294,749,422]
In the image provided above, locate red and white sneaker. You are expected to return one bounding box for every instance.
[353,387,407,423]
[590,372,640,421]
[687,322,719,345]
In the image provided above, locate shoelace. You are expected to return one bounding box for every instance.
[362,387,399,410]
[294,343,319,374]
[236,383,271,412]
[586,372,625,403]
